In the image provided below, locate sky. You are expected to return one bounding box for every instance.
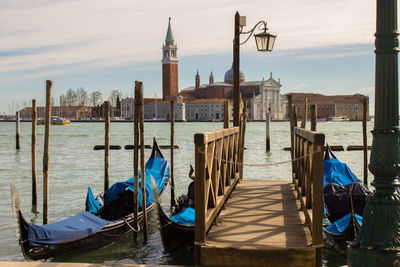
[0,0,382,114]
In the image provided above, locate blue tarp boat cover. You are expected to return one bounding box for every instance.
[171,207,195,225]
[324,212,363,234]
[28,211,109,247]
[86,156,169,214]
[323,158,358,188]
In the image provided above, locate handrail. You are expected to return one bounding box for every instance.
[292,126,324,266]
[194,126,244,264]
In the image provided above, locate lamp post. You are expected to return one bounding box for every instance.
[233,11,276,126]
[348,0,400,265]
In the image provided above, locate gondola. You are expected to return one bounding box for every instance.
[157,181,195,252]
[322,145,369,250]
[10,138,169,261]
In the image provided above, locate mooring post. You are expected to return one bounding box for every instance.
[133,81,139,240]
[310,104,317,131]
[104,101,110,192]
[170,101,178,207]
[224,101,229,129]
[362,98,368,186]
[265,112,271,152]
[301,98,307,129]
[32,99,37,207]
[43,80,52,225]
[348,0,400,264]
[138,81,148,239]
[16,111,20,150]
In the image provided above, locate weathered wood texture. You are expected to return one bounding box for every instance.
[31,99,37,207]
[16,111,20,150]
[194,126,243,265]
[310,104,317,131]
[43,80,52,225]
[224,101,229,129]
[201,180,315,267]
[104,101,110,192]
[170,100,177,207]
[138,81,147,239]
[133,81,139,240]
[301,98,308,129]
[292,127,325,267]
[363,98,368,185]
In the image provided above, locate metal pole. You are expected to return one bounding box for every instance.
[233,11,240,127]
[104,101,110,192]
[348,0,400,264]
[16,111,20,150]
[265,112,270,151]
[32,100,37,207]
[43,80,52,225]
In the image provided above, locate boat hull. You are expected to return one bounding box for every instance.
[157,203,194,252]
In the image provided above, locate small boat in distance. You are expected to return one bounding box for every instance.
[37,116,71,125]
[326,116,350,122]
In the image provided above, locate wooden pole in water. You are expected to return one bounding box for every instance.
[363,98,368,185]
[310,104,317,131]
[133,81,139,240]
[138,82,147,239]
[43,80,52,225]
[224,101,229,129]
[170,101,177,207]
[16,111,20,150]
[31,99,37,207]
[104,101,110,192]
[265,112,270,152]
[301,98,307,129]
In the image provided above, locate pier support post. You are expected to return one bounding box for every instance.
[43,80,52,225]
[138,81,148,239]
[32,99,37,207]
[348,0,400,265]
[301,98,307,129]
[16,111,20,150]
[265,112,270,152]
[170,101,178,208]
[310,104,317,131]
[133,81,139,240]
[104,101,110,192]
[224,101,229,128]
[362,98,368,186]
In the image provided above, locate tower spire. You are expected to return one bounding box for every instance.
[165,17,174,45]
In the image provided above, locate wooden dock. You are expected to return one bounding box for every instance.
[200,180,314,267]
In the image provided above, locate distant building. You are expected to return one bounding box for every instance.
[19,106,92,120]
[288,93,369,121]
[185,99,232,121]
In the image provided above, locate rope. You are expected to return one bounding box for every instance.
[197,151,318,167]
[124,218,141,232]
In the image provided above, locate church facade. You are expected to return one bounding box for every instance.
[120,18,287,121]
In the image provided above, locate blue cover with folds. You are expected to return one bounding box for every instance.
[28,211,109,247]
[86,157,169,214]
[171,207,195,225]
[324,213,363,234]
[323,158,358,188]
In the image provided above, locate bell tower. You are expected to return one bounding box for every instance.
[162,17,179,100]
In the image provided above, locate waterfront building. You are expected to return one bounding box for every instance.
[288,93,369,121]
[19,106,92,120]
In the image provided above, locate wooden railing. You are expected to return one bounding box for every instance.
[293,127,325,266]
[194,126,244,263]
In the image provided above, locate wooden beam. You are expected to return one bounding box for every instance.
[43,80,52,225]
[104,101,110,192]
[31,100,37,207]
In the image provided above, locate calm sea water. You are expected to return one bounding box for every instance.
[0,121,374,266]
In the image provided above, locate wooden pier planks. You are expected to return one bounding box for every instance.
[201,180,315,267]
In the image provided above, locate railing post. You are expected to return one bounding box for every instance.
[311,135,324,267]
[194,133,207,266]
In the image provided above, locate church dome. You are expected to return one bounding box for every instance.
[224,64,245,84]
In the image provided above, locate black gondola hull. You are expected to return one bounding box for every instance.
[157,203,194,252]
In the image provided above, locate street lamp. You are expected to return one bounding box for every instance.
[233,11,276,126]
